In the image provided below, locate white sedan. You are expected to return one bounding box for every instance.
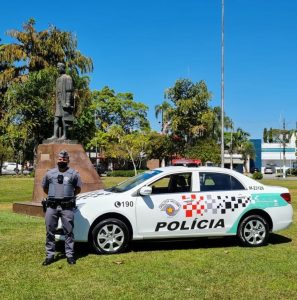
[56,166,293,254]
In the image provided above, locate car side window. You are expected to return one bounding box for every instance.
[199,172,245,191]
[230,176,245,190]
[150,176,171,194]
[149,173,191,194]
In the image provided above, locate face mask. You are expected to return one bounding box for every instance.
[57,162,68,169]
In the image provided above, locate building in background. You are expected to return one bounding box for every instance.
[261,132,297,174]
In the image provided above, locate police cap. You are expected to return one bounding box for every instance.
[58,150,69,159]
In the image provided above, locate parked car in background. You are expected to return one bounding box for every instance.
[1,162,34,175]
[93,163,107,176]
[1,162,19,175]
[264,167,274,174]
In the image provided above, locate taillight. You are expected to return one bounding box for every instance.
[281,193,291,204]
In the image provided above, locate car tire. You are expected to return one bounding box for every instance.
[92,218,130,254]
[237,215,269,247]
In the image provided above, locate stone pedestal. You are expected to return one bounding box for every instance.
[13,142,103,216]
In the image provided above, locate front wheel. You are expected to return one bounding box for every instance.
[92,218,130,254]
[237,215,269,247]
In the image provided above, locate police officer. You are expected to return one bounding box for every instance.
[42,150,82,266]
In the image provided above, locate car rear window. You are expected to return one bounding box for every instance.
[199,172,245,191]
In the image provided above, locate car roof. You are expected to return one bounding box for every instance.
[150,166,258,186]
[154,166,238,174]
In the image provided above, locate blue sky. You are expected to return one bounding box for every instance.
[1,0,297,139]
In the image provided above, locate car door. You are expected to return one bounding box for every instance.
[197,171,251,234]
[135,172,193,238]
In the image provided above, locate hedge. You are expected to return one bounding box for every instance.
[106,170,146,177]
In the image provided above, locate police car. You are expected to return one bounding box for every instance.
[56,166,293,254]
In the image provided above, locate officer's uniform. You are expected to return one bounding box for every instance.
[42,161,82,261]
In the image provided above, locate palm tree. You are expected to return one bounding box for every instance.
[224,120,234,169]
[155,100,172,134]
[210,106,233,141]
[231,128,253,172]
[239,141,256,172]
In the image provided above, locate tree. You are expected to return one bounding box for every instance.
[146,131,178,165]
[0,18,92,88]
[152,79,237,163]
[239,141,256,173]
[225,127,253,172]
[268,128,273,143]
[73,105,96,147]
[263,128,267,143]
[70,75,95,145]
[154,100,172,134]
[165,79,212,145]
[0,138,14,174]
[3,68,56,163]
[103,125,150,175]
[0,19,94,162]
[92,86,150,134]
[89,86,151,171]
[184,138,221,165]
[202,106,233,142]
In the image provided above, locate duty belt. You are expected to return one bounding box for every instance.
[47,198,75,209]
[48,197,74,201]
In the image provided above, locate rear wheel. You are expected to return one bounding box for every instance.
[238,215,269,247]
[92,218,130,254]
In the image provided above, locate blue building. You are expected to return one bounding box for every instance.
[250,139,262,172]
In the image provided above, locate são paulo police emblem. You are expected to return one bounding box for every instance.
[159,199,181,217]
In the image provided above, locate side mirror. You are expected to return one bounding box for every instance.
[139,186,152,196]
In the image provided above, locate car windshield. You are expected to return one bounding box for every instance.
[106,170,163,193]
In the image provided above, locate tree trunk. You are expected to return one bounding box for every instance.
[126,147,137,176]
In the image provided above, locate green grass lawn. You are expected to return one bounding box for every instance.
[0,176,297,299]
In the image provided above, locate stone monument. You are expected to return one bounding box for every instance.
[13,63,103,216]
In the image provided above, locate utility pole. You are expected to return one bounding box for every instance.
[221,0,225,168]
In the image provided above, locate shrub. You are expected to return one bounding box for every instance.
[107,170,146,177]
[286,168,297,176]
[252,172,263,180]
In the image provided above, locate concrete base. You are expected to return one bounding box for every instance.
[13,202,44,217]
[13,142,103,217]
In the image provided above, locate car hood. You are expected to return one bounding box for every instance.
[76,189,112,202]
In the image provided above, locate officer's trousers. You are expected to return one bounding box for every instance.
[45,206,74,258]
